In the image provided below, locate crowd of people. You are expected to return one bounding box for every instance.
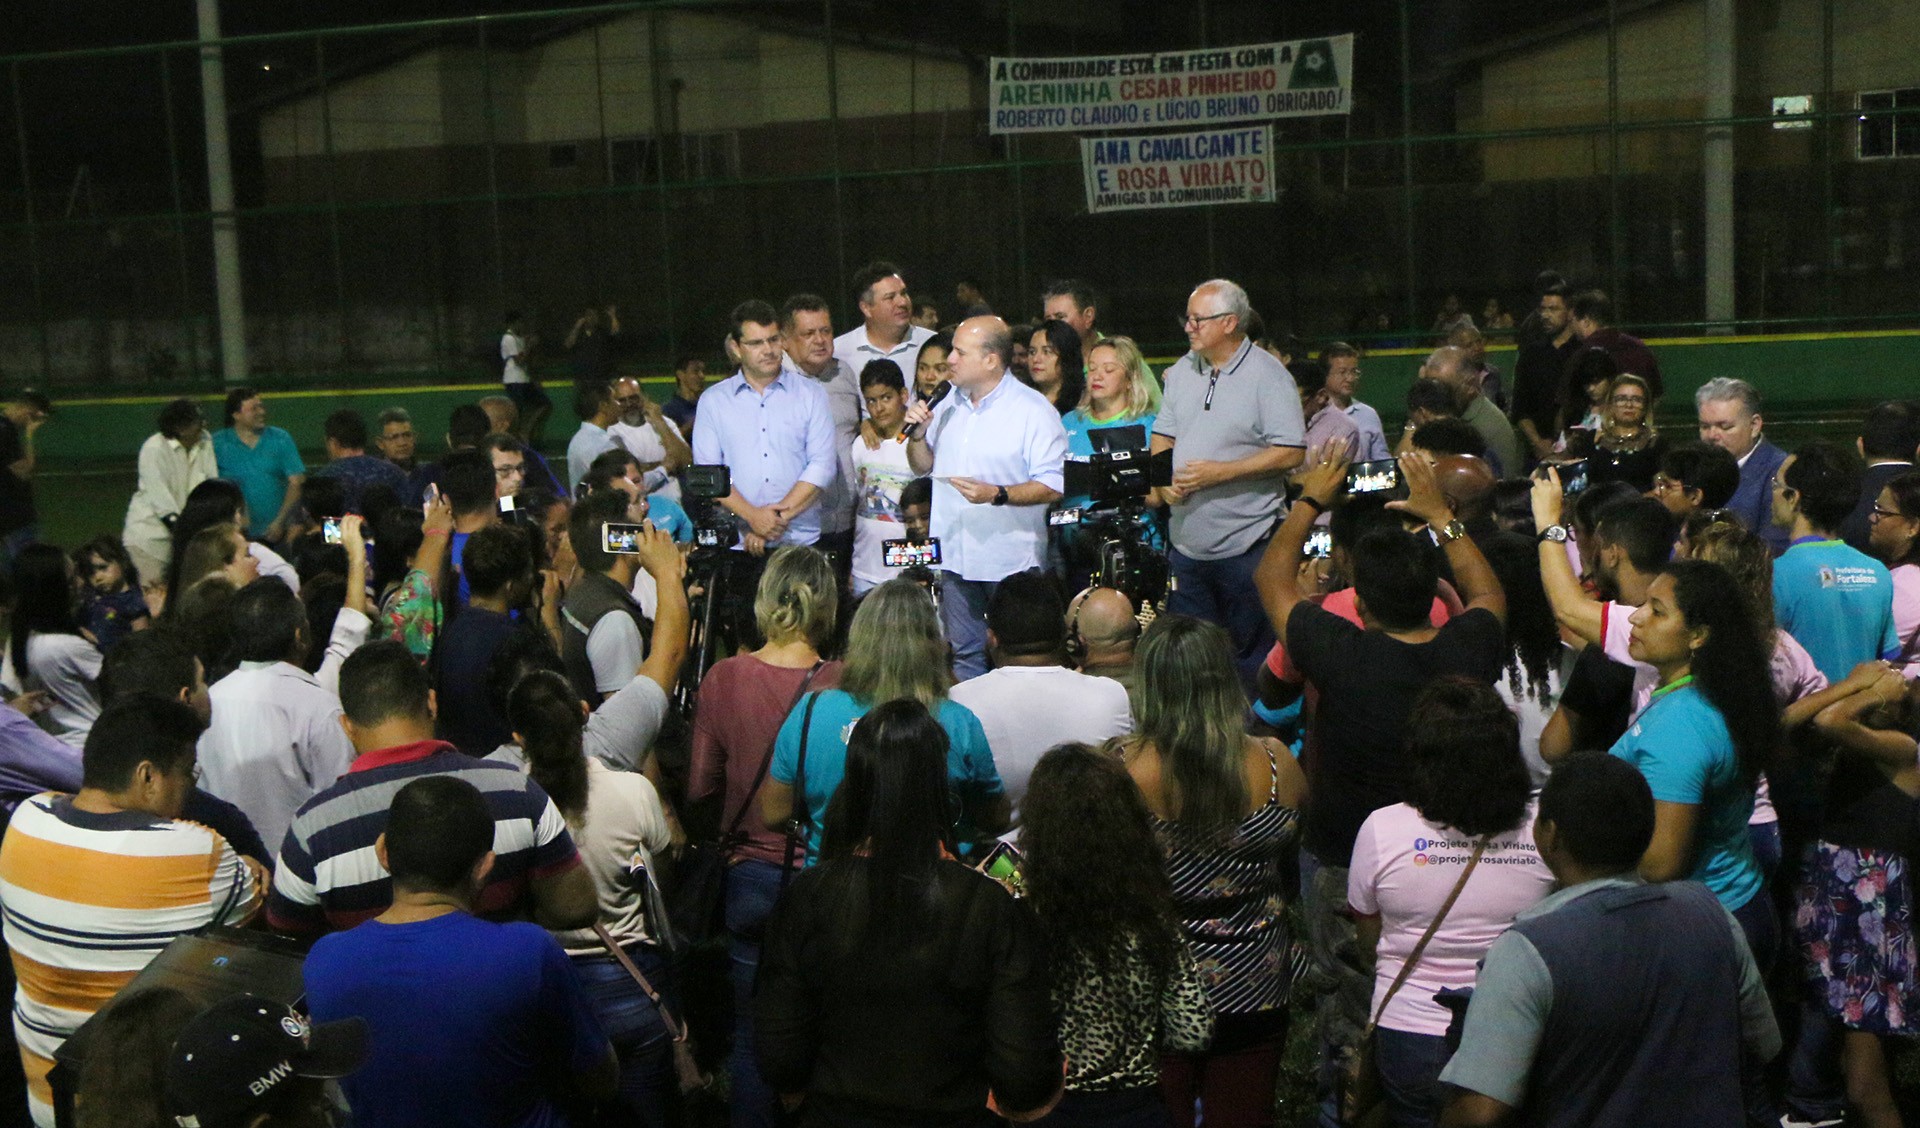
[0,259,1914,1128]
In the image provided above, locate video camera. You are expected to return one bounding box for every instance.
[684,464,738,553]
[1057,425,1174,522]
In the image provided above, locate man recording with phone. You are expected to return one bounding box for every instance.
[902,315,1068,681]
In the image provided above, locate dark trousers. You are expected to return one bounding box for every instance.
[574,944,682,1128]
[725,859,785,1128]
[1167,538,1274,696]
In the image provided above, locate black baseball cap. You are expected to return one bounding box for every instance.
[166,995,367,1128]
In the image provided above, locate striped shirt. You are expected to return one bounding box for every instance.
[267,741,581,937]
[0,795,263,1126]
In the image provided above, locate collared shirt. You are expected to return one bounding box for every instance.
[313,453,411,515]
[832,323,934,386]
[213,426,305,538]
[1153,337,1307,561]
[1461,394,1520,478]
[1303,403,1360,461]
[268,740,581,937]
[784,353,867,533]
[566,421,617,494]
[691,369,838,548]
[124,431,218,565]
[1342,400,1391,462]
[199,659,359,856]
[608,418,686,503]
[924,372,1068,581]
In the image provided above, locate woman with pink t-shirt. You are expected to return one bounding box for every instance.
[1864,469,1920,676]
[1348,677,1555,1128]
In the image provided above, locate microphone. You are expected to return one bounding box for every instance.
[901,381,953,443]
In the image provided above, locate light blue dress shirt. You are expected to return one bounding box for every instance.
[924,373,1069,581]
[691,369,838,547]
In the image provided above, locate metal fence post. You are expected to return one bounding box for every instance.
[158,50,205,385]
[1397,0,1417,334]
[1606,0,1624,305]
[480,21,507,322]
[318,35,349,372]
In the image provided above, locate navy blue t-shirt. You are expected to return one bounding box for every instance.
[304,912,609,1128]
[434,608,520,755]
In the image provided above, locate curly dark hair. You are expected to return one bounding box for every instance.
[1402,677,1533,838]
[1663,559,1781,784]
[1020,742,1183,983]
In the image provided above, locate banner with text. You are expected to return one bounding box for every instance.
[990,36,1352,135]
[1080,125,1276,214]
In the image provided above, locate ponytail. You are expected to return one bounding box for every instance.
[507,670,590,824]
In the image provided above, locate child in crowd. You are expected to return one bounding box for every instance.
[73,536,149,651]
[850,360,920,596]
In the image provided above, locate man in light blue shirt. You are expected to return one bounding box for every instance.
[1771,440,1899,682]
[1322,343,1390,462]
[565,381,620,493]
[692,300,838,554]
[212,387,306,542]
[903,316,1068,680]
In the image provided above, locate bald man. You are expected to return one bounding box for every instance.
[903,315,1068,679]
[1067,586,1142,700]
[1424,345,1520,477]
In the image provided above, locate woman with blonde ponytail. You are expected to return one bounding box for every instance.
[685,545,843,1128]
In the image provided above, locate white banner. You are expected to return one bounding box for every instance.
[1080,125,1276,214]
[990,36,1352,135]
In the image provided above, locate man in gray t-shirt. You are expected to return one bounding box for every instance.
[1150,279,1306,688]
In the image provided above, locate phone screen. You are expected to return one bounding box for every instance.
[882,538,942,568]
[1048,508,1082,527]
[1346,458,1400,495]
[601,522,646,554]
[322,517,342,545]
[1305,528,1333,559]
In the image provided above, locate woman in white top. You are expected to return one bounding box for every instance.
[10,545,103,747]
[1348,678,1555,1128]
[122,398,217,585]
[509,669,680,1126]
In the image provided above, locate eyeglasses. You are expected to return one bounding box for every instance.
[1871,503,1911,521]
[1651,475,1681,493]
[1179,312,1233,329]
[495,463,525,478]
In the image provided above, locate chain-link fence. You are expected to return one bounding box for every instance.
[3,0,1917,390]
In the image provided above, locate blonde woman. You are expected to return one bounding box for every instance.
[760,577,1009,860]
[1057,335,1167,580]
[1589,372,1663,491]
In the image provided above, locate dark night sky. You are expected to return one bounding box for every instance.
[6,0,1599,210]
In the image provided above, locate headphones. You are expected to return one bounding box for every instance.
[1065,593,1088,666]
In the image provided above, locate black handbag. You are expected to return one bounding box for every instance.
[781,691,823,886]
[660,662,824,948]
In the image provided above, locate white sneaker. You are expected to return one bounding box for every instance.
[1779,1114,1845,1128]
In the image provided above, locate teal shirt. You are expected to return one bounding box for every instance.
[769,689,1004,860]
[213,426,305,537]
[645,495,693,544]
[1609,682,1761,912]
[1772,537,1899,684]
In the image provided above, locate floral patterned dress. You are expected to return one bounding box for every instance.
[1793,755,1919,1034]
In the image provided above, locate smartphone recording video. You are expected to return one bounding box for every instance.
[1558,458,1591,497]
[322,517,342,545]
[1048,508,1082,527]
[882,538,942,568]
[1346,458,1400,495]
[1305,529,1333,559]
[601,521,647,554]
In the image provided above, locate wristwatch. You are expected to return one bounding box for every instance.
[992,485,1009,507]
[1432,518,1469,546]
[1538,524,1572,544]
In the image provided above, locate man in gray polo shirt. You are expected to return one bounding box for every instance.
[1150,278,1306,689]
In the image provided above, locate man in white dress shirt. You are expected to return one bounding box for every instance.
[832,261,934,386]
[903,316,1068,680]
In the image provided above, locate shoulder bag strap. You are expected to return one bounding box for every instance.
[722,661,825,842]
[782,692,823,879]
[593,923,687,1043]
[1367,837,1489,1030]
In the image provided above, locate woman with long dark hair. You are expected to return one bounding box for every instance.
[372,490,453,660]
[164,478,298,601]
[11,544,102,747]
[1480,536,1572,785]
[1349,678,1554,1127]
[757,699,1062,1126]
[1026,320,1086,417]
[508,668,680,1127]
[1021,742,1211,1127]
[1610,558,1781,966]
[1122,615,1305,1128]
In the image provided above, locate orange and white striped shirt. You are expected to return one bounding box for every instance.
[0,794,263,1127]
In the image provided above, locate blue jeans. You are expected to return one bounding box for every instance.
[1375,1028,1451,1128]
[1167,538,1274,695]
[939,572,1001,682]
[726,858,787,1128]
[574,945,681,1128]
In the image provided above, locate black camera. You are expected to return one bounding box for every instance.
[684,464,738,553]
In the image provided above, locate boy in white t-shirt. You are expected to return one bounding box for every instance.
[499,311,552,446]
[850,360,922,595]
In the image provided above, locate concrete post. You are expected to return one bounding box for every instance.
[197,0,248,384]
[1703,0,1736,325]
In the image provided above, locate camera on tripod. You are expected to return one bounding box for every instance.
[684,464,738,552]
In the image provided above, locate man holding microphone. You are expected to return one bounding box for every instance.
[903,316,1068,680]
